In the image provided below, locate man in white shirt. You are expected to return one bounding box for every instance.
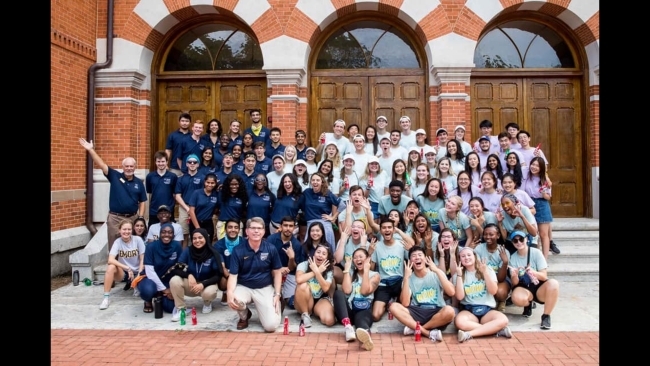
[414,128,433,162]
[375,115,390,142]
[146,205,184,243]
[505,122,522,150]
[474,120,500,152]
[316,119,352,160]
[378,137,399,174]
[435,128,449,161]
[477,135,494,169]
[398,116,416,149]
[390,129,408,162]
[497,132,526,168]
[350,134,370,176]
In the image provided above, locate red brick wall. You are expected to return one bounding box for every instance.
[51,0,98,231]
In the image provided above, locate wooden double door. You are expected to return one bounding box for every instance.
[310,70,426,146]
[155,78,267,156]
[470,76,585,217]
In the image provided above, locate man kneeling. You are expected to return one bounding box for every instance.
[389,246,456,342]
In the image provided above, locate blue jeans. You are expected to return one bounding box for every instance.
[137,277,175,313]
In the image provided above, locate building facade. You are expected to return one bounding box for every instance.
[51,0,599,275]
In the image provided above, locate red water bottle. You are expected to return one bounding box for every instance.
[191,307,197,325]
[414,321,422,341]
[436,138,440,147]
[299,320,305,336]
[368,174,373,188]
[420,148,424,159]
[283,316,289,335]
[442,181,448,195]
[387,299,394,320]
[320,135,326,145]
[538,182,549,193]
[534,142,541,153]
[344,177,349,189]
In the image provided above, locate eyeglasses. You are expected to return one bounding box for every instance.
[248,227,264,231]
[187,161,198,164]
[511,237,525,243]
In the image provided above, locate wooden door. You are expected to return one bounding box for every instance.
[310,71,426,146]
[157,78,266,157]
[470,77,584,217]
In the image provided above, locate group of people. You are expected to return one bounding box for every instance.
[79,113,561,349]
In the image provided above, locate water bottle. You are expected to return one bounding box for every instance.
[299,320,305,336]
[414,321,421,341]
[283,316,289,335]
[180,308,186,325]
[368,174,373,188]
[154,297,163,319]
[72,270,80,286]
[191,307,197,325]
[526,268,540,285]
[387,298,394,320]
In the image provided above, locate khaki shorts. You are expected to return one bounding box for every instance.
[178,207,190,235]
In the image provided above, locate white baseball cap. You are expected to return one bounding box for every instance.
[415,128,427,135]
[342,154,355,162]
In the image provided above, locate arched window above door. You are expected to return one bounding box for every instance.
[315,21,420,69]
[473,20,575,68]
[163,23,263,71]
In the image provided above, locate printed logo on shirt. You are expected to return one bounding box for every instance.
[318,196,326,203]
[210,197,217,203]
[236,165,244,171]
[262,195,270,201]
[224,249,230,256]
[463,280,487,300]
[308,278,323,297]
[133,183,140,190]
[163,178,172,184]
[199,144,205,150]
[118,249,139,258]
[414,287,438,305]
[193,177,201,184]
[235,198,243,205]
[260,252,269,261]
[169,252,178,260]
[380,255,401,271]
[203,258,212,265]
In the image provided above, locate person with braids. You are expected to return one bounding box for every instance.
[454,246,512,343]
[215,174,248,240]
[294,244,336,327]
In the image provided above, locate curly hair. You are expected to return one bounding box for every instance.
[221,174,248,207]
[277,173,303,199]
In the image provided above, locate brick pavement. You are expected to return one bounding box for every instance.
[51,329,599,365]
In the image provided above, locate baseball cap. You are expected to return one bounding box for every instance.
[367,156,379,164]
[353,134,365,142]
[415,128,427,135]
[306,147,317,154]
[479,135,491,142]
[342,154,355,162]
[454,125,466,131]
[294,159,307,166]
[376,116,388,122]
[157,205,171,213]
[435,128,447,136]
[509,230,527,241]
[186,154,199,163]
[272,154,285,162]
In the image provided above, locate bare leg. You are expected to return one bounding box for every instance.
[535,279,560,315]
[455,310,508,337]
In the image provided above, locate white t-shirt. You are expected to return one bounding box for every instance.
[109,236,146,272]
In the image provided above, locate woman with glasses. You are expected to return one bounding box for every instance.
[247,173,276,237]
[449,171,480,215]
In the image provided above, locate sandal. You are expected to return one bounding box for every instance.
[143,301,153,313]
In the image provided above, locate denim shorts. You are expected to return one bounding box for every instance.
[532,198,553,224]
[370,201,380,219]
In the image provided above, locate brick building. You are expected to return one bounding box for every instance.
[51,0,599,276]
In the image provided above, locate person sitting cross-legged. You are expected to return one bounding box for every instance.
[389,246,456,342]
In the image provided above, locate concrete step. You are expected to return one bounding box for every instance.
[551,231,599,244]
[551,218,599,231]
[546,245,599,264]
[548,262,599,282]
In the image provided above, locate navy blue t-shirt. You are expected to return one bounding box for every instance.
[247,191,275,223]
[270,194,301,223]
[296,146,309,160]
[145,171,177,215]
[178,247,222,282]
[266,233,305,275]
[105,167,147,214]
[299,188,340,221]
[175,172,204,202]
[188,189,219,221]
[239,170,257,195]
[227,135,243,151]
[229,240,282,289]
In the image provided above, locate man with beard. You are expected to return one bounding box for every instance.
[265,216,305,313]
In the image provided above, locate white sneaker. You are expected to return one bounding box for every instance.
[496,326,512,338]
[202,303,213,314]
[458,330,472,343]
[356,328,374,351]
[403,326,415,336]
[171,307,186,322]
[301,313,313,328]
[429,329,443,342]
[99,297,110,310]
[345,325,356,342]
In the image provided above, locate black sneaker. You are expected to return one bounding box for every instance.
[540,314,551,329]
[505,297,513,306]
[522,304,532,318]
[550,241,561,254]
[532,302,536,309]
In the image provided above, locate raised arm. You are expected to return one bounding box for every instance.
[79,138,108,175]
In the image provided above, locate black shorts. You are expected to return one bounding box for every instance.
[408,305,440,324]
[374,281,402,303]
[514,279,547,304]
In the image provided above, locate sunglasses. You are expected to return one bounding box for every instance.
[187,161,198,164]
[511,237,525,243]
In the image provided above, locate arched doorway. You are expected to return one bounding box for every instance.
[470,16,587,217]
[153,20,267,163]
[309,17,427,146]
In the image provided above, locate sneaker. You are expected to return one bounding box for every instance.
[202,303,213,314]
[550,241,561,254]
[301,313,313,328]
[505,297,513,306]
[356,328,374,351]
[171,307,187,322]
[496,326,512,338]
[541,314,552,329]
[532,302,537,309]
[457,330,472,343]
[403,326,415,336]
[497,301,506,313]
[345,325,357,342]
[429,329,443,342]
[522,304,532,318]
[99,297,110,310]
[133,288,140,297]
[220,292,228,306]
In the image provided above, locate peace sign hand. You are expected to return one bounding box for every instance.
[404,259,413,277]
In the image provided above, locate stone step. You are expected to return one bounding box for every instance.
[546,244,599,264]
[548,262,599,282]
[550,230,599,244]
[551,219,599,231]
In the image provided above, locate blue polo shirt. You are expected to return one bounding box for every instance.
[254,157,273,175]
[143,239,183,288]
[200,134,220,155]
[265,144,286,159]
[180,135,207,173]
[270,194,301,223]
[229,239,282,289]
[218,195,246,222]
[296,146,308,160]
[174,171,204,202]
[266,233,304,275]
[213,148,230,169]
[105,167,147,214]
[233,161,246,175]
[243,126,271,146]
[299,188,340,221]
[214,169,235,189]
[227,135,243,151]
[198,163,217,176]
[188,189,219,221]
[165,129,189,170]
[214,236,247,270]
[240,170,257,195]
[178,247,222,282]
[247,191,276,223]
[145,171,177,216]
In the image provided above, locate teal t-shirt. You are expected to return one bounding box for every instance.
[346,269,379,309]
[469,211,498,230]
[371,240,406,284]
[416,195,445,227]
[436,209,471,240]
[501,206,538,243]
[296,261,334,298]
[408,270,447,309]
[509,247,547,272]
[452,267,497,307]
[341,237,369,268]
[474,243,504,273]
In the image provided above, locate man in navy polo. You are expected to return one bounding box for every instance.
[227,217,283,332]
[178,121,206,174]
[79,138,147,251]
[252,142,272,175]
[145,150,177,225]
[265,216,305,314]
[265,127,286,159]
[243,109,270,146]
[165,113,191,177]
[174,154,204,249]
